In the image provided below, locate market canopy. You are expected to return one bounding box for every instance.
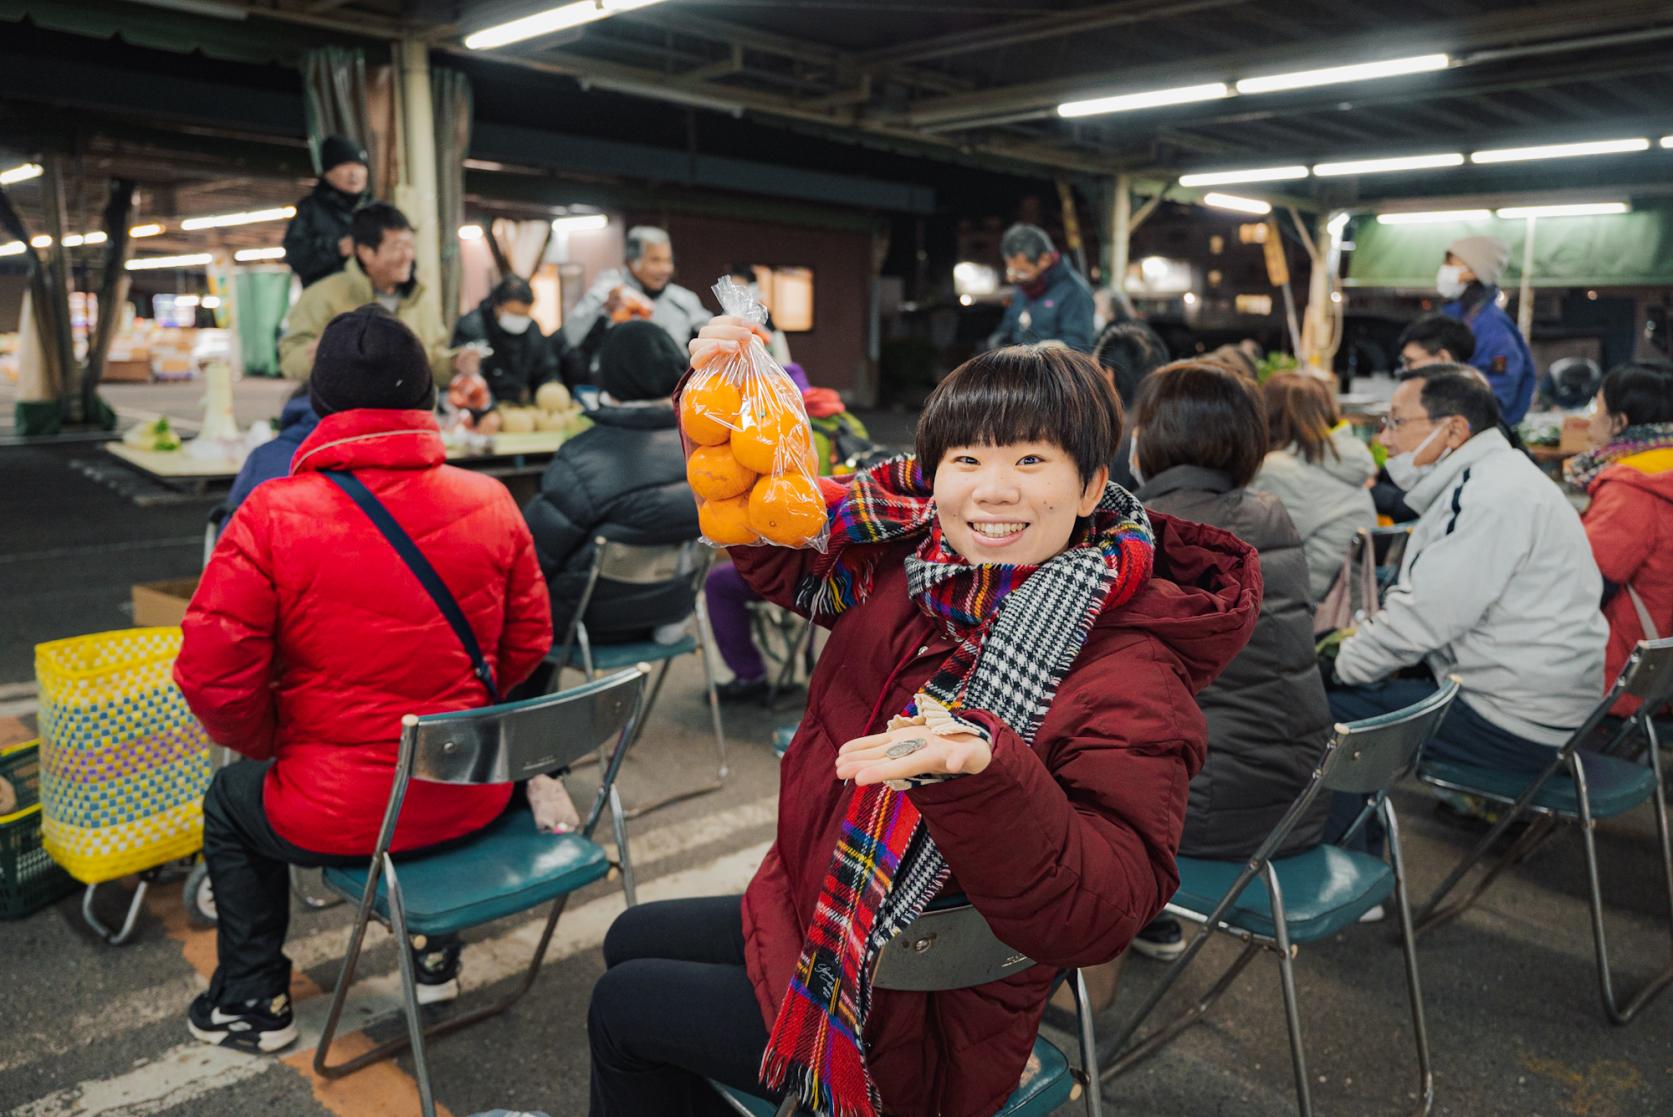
[1346,201,1673,289]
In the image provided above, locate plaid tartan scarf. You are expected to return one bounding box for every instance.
[762,456,1154,1117]
[1564,422,1673,489]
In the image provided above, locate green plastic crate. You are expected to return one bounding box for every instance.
[0,740,77,919]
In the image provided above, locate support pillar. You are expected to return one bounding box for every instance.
[1110,172,1132,295]
[1516,216,1537,339]
[397,38,443,332]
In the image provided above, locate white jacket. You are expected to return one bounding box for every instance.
[563,268,712,351]
[1251,427,1378,603]
[1335,428,1607,745]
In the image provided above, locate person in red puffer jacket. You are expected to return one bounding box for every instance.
[1567,359,1673,716]
[174,306,551,1054]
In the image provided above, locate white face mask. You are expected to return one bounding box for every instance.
[497,312,533,335]
[1435,264,1467,300]
[1385,425,1451,491]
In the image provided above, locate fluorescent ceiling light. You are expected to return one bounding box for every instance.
[233,246,286,262]
[201,295,223,309]
[1377,209,1492,225]
[29,235,51,248]
[179,206,295,231]
[1663,135,1673,149]
[1202,191,1272,215]
[1495,202,1630,219]
[1313,152,1464,176]
[1178,165,1309,187]
[1058,81,1229,118]
[0,241,24,256]
[458,224,484,240]
[0,162,42,185]
[1236,53,1449,95]
[126,253,214,270]
[61,231,109,247]
[551,213,609,232]
[1470,138,1649,164]
[129,223,165,238]
[465,0,670,50]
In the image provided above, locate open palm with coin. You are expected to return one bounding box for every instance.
[834,722,992,786]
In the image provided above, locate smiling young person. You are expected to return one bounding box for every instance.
[585,323,1260,1117]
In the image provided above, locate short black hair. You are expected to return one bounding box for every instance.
[1092,320,1170,407]
[1397,313,1476,364]
[1600,358,1673,427]
[916,344,1120,486]
[1398,362,1501,436]
[1131,360,1268,487]
[350,202,412,253]
[491,275,535,306]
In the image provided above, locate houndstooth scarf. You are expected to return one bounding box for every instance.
[760,456,1154,1117]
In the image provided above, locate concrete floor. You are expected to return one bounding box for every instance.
[1,383,1671,1117]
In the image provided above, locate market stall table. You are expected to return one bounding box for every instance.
[103,430,571,500]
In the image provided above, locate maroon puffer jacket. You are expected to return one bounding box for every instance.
[734,510,1259,1117]
[175,408,552,854]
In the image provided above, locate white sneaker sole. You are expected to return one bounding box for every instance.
[414,977,460,1006]
[1128,936,1188,961]
[188,1018,299,1053]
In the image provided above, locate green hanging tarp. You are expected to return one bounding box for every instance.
[235,269,293,378]
[1345,201,1673,289]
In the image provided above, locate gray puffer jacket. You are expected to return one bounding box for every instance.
[1138,465,1333,859]
[1250,427,1377,603]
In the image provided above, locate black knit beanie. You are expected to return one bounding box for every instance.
[308,305,436,416]
[597,319,686,402]
[320,134,369,174]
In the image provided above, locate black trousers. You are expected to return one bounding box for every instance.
[587,895,776,1117]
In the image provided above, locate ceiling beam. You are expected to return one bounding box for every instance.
[899,0,1673,126]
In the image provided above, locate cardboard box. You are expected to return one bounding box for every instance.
[1558,416,1592,454]
[132,578,200,628]
[103,358,153,383]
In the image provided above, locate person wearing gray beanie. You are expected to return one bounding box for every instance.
[307,305,437,416]
[1435,234,1535,423]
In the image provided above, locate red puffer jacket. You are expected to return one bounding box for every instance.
[734,510,1259,1117]
[1583,451,1673,715]
[175,409,552,854]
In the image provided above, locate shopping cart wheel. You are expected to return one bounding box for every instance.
[183,861,217,927]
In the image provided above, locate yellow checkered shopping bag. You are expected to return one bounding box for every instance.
[35,627,212,884]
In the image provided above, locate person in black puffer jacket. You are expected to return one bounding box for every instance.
[452,276,561,406]
[1127,359,1334,957]
[523,320,700,649]
[283,135,368,289]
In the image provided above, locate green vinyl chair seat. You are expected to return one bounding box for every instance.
[1422,756,1656,820]
[1172,845,1394,944]
[712,1035,1073,1117]
[553,634,698,672]
[322,810,611,937]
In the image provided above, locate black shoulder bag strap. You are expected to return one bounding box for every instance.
[323,470,501,704]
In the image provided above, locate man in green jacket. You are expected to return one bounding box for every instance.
[279,202,477,386]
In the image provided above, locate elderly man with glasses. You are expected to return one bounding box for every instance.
[1325,364,1608,841]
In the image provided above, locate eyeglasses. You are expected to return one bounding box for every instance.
[1379,413,1433,433]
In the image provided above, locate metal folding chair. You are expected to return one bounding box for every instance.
[747,600,818,707]
[713,900,1104,1117]
[312,665,650,1117]
[548,537,727,818]
[1102,678,1462,1117]
[1415,637,1673,1024]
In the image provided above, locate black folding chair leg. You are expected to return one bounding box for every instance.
[1100,937,1260,1080]
[1573,753,1673,1024]
[1265,865,1314,1117]
[1383,801,1435,1115]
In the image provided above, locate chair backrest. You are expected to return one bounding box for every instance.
[403,665,648,787]
[562,536,714,652]
[1616,637,1673,710]
[1320,676,1462,795]
[870,902,1035,992]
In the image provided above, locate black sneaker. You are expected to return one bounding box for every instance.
[715,677,770,705]
[411,936,461,1005]
[187,991,298,1053]
[1128,916,1188,961]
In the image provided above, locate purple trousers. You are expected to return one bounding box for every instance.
[704,564,765,682]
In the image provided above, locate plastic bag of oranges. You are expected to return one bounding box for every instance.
[680,277,829,552]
